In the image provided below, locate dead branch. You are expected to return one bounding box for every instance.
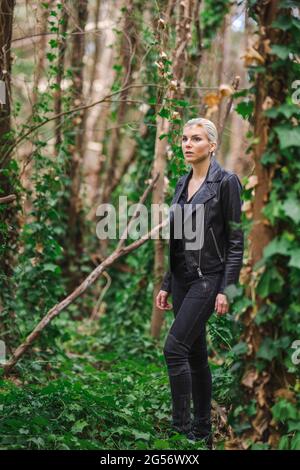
[218,75,240,148]
[0,194,16,204]
[2,172,167,375]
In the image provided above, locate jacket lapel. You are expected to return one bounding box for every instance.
[169,156,223,225]
[183,157,222,224]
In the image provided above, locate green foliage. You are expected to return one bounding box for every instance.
[0,317,207,450]
[200,0,232,49]
[227,2,300,449]
[271,398,300,450]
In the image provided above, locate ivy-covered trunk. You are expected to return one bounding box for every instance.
[232,0,300,450]
[0,0,17,300]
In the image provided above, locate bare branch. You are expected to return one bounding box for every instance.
[0,194,16,204]
[2,173,167,375]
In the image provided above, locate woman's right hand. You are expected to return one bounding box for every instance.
[156,290,173,310]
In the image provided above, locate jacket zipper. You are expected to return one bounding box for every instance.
[196,206,206,289]
[209,226,224,263]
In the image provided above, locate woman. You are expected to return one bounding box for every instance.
[156,117,244,448]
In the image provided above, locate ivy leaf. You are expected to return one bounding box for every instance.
[271,15,293,31]
[46,52,56,62]
[291,433,300,450]
[288,249,300,269]
[270,45,291,59]
[158,108,170,119]
[131,430,151,440]
[49,39,58,49]
[264,104,300,119]
[272,399,298,421]
[43,263,61,274]
[282,197,300,224]
[263,237,290,259]
[71,420,89,434]
[235,101,253,120]
[256,266,284,298]
[261,150,277,165]
[256,338,278,361]
[231,342,248,356]
[274,126,300,149]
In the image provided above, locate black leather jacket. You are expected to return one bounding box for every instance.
[161,156,244,294]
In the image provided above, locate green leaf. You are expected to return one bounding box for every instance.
[270,45,291,59]
[261,150,277,165]
[235,101,253,120]
[71,419,89,434]
[43,263,61,273]
[288,249,300,269]
[274,126,300,149]
[278,435,290,450]
[256,338,278,361]
[231,342,248,356]
[282,197,300,224]
[131,429,151,440]
[271,15,293,31]
[264,104,300,119]
[49,39,58,49]
[272,399,298,421]
[263,237,290,259]
[46,52,56,62]
[256,266,284,298]
[291,432,300,450]
[251,442,270,450]
[170,99,189,108]
[158,108,170,119]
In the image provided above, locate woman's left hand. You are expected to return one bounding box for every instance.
[215,293,229,315]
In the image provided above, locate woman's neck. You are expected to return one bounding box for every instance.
[191,156,211,180]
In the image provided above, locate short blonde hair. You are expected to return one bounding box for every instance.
[183,118,218,148]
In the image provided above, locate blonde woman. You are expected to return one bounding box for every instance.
[156,118,244,448]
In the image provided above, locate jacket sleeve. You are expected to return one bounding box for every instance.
[218,173,244,294]
[161,270,172,293]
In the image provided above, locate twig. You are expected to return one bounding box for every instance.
[218,75,240,148]
[0,194,16,204]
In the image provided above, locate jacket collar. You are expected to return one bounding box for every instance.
[185,156,223,184]
[170,157,223,225]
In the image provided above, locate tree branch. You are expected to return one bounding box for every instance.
[2,172,167,375]
[0,194,16,204]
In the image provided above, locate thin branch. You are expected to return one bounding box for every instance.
[0,194,16,204]
[0,83,164,167]
[2,172,167,375]
[218,75,241,148]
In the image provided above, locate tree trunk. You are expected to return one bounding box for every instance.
[0,0,16,275]
[150,0,196,338]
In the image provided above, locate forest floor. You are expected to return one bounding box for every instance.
[0,315,230,450]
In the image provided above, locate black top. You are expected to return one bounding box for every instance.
[172,171,206,281]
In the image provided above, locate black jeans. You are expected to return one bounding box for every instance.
[163,271,223,435]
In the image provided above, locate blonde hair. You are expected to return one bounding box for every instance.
[183,118,218,151]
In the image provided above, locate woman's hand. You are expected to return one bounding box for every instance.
[215,293,229,315]
[156,290,173,310]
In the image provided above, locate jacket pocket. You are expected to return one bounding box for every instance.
[209,226,224,263]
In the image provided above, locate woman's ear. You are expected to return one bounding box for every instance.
[210,143,217,154]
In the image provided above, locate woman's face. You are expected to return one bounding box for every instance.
[182,124,216,164]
